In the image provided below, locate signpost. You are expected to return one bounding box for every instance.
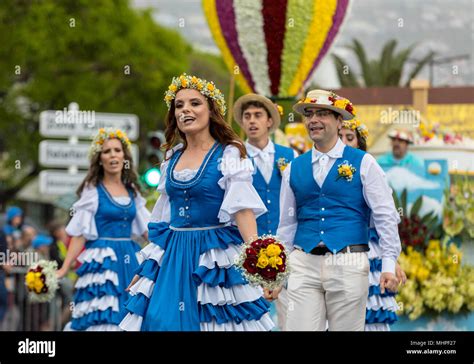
[38,102,140,195]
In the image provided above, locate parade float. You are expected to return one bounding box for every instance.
[388,121,474,330]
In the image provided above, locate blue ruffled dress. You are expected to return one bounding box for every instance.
[65,183,149,331]
[120,142,274,331]
[365,227,399,331]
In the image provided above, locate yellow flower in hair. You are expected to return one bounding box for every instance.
[169,84,177,92]
[207,83,215,92]
[191,76,198,84]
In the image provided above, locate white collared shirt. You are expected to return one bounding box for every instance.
[246,139,298,184]
[276,138,401,274]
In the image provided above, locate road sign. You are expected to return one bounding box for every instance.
[39,109,139,140]
[39,170,87,195]
[39,140,139,168]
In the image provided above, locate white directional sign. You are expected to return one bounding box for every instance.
[39,140,139,168]
[39,170,87,195]
[39,110,139,140]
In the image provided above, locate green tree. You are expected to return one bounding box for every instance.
[332,39,435,87]
[0,0,191,204]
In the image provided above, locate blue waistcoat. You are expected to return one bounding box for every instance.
[251,144,295,235]
[166,142,225,228]
[289,145,370,252]
[95,183,136,239]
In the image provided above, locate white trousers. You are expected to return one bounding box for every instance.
[286,249,369,331]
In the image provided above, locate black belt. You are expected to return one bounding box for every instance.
[305,244,369,256]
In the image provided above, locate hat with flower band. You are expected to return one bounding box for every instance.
[293,89,356,120]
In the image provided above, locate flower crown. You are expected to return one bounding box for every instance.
[164,73,226,116]
[342,118,369,140]
[88,127,132,160]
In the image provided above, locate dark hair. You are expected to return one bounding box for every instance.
[163,92,246,159]
[76,139,141,197]
[355,128,367,151]
[241,101,271,119]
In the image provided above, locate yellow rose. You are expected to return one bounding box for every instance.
[257,255,269,268]
[266,244,282,257]
[34,278,44,293]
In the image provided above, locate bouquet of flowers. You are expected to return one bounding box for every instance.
[236,235,290,290]
[25,260,59,303]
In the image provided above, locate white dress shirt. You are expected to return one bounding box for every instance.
[245,139,299,184]
[277,138,401,274]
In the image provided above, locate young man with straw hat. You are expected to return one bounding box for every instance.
[276,89,401,331]
[234,93,297,330]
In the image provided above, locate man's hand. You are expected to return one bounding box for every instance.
[263,286,282,301]
[380,272,399,294]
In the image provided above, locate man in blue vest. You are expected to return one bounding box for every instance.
[233,93,297,330]
[276,89,401,331]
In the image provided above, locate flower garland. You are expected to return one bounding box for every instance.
[88,128,132,160]
[342,118,369,140]
[164,73,226,116]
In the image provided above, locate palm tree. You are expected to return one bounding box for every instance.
[332,39,435,87]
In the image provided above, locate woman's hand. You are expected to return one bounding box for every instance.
[396,263,407,286]
[56,266,68,280]
[126,274,140,292]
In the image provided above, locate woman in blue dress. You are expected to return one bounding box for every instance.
[339,119,407,331]
[120,74,274,331]
[57,128,150,331]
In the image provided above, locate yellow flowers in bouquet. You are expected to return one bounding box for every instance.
[25,260,59,303]
[397,240,474,320]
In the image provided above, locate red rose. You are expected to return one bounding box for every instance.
[276,243,284,250]
[328,96,336,103]
[346,104,353,113]
[243,256,258,274]
[263,238,275,246]
[310,98,317,103]
[246,248,258,257]
[279,252,286,261]
[251,239,263,250]
[259,267,277,280]
[277,264,286,272]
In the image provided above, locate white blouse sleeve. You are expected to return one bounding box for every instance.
[217,144,267,223]
[131,190,151,236]
[150,144,183,223]
[65,184,99,240]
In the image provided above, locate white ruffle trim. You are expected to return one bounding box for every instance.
[72,295,119,319]
[365,323,391,331]
[197,283,263,305]
[198,244,241,269]
[75,270,119,289]
[129,276,155,298]
[136,242,165,265]
[200,312,275,331]
[369,270,381,286]
[119,313,143,331]
[85,324,123,331]
[366,295,399,312]
[78,247,117,264]
[368,240,383,260]
[64,322,123,331]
